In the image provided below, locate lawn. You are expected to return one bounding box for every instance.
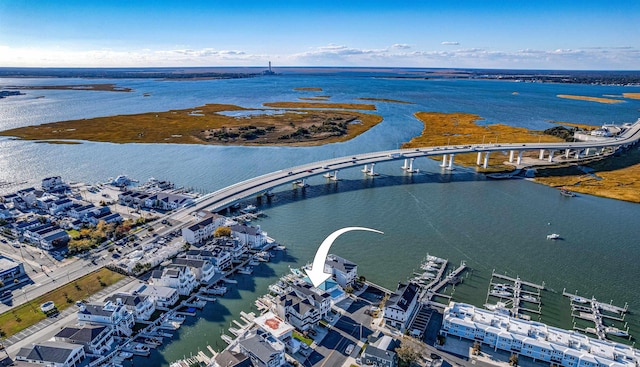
[0,268,126,338]
[293,330,314,346]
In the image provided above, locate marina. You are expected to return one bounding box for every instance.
[563,289,631,341]
[484,271,545,320]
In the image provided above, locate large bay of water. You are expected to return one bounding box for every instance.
[2,72,640,364]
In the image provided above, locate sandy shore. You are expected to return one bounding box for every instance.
[5,84,132,92]
[556,94,624,104]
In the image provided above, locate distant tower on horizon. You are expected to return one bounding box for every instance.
[263,61,275,75]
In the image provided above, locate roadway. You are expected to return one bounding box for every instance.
[176,118,640,214]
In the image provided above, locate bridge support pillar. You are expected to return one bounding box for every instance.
[369,163,376,176]
[601,147,606,155]
[332,170,339,180]
[408,158,415,172]
[548,150,555,162]
[575,150,581,159]
[517,151,523,165]
[539,149,545,160]
[361,164,368,173]
[565,149,571,159]
[509,150,515,163]
[477,152,483,165]
[402,159,408,170]
[483,153,490,169]
[440,155,448,167]
[447,154,455,170]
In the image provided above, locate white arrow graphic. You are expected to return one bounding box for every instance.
[305,227,384,287]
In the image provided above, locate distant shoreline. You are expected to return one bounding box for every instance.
[1,67,640,85]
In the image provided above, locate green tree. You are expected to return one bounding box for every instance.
[509,354,519,366]
[395,343,419,367]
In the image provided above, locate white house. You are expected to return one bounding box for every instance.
[185,247,232,273]
[42,176,67,192]
[135,284,179,308]
[49,198,74,215]
[149,265,198,296]
[217,238,247,261]
[383,282,420,332]
[144,192,194,211]
[172,258,216,283]
[325,254,358,288]
[288,282,331,317]
[230,224,268,249]
[77,300,134,336]
[54,324,114,355]
[182,211,226,244]
[16,340,86,367]
[276,291,321,332]
[362,331,400,367]
[237,329,286,367]
[104,292,155,322]
[441,302,640,367]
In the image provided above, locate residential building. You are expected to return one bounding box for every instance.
[288,282,331,317]
[253,311,299,355]
[172,258,216,283]
[49,198,73,215]
[54,324,114,355]
[77,300,134,336]
[185,247,232,273]
[212,350,252,367]
[149,265,197,296]
[0,203,12,219]
[16,341,85,367]
[276,291,320,332]
[16,187,38,208]
[104,292,155,321]
[144,192,194,211]
[39,228,71,250]
[441,302,640,367]
[217,238,247,261]
[231,224,268,249]
[325,254,358,288]
[0,255,25,288]
[182,211,226,244]
[42,176,67,192]
[135,284,179,308]
[362,331,400,367]
[237,329,286,367]
[383,282,420,332]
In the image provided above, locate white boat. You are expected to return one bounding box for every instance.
[118,351,133,359]
[237,267,253,275]
[546,233,561,240]
[522,295,538,302]
[605,327,629,337]
[243,205,257,212]
[490,290,512,298]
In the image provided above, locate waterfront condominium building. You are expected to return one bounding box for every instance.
[441,302,640,367]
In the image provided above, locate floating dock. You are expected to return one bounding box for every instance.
[485,271,545,320]
[563,289,631,340]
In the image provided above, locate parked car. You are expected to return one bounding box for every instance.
[345,344,354,354]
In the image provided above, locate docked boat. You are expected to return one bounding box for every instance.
[490,290,512,298]
[546,233,561,240]
[605,327,629,337]
[118,351,133,359]
[522,294,538,302]
[237,266,253,275]
[560,187,577,197]
[243,204,257,212]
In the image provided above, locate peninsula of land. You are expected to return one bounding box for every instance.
[0,103,382,146]
[402,112,640,203]
[5,84,132,92]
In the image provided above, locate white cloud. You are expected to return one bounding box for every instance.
[441,41,460,46]
[0,44,637,69]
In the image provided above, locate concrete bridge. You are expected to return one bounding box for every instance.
[184,119,640,214]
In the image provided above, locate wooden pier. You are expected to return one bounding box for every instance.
[486,271,544,319]
[563,289,630,341]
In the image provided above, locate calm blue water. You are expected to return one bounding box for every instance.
[2,73,640,365]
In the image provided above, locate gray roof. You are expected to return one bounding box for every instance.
[173,257,208,269]
[104,293,147,307]
[231,224,259,236]
[55,324,109,343]
[137,284,177,298]
[213,350,252,367]
[238,332,280,364]
[17,340,83,364]
[326,254,357,274]
[387,282,419,312]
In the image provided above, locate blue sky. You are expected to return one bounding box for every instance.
[0,0,638,69]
